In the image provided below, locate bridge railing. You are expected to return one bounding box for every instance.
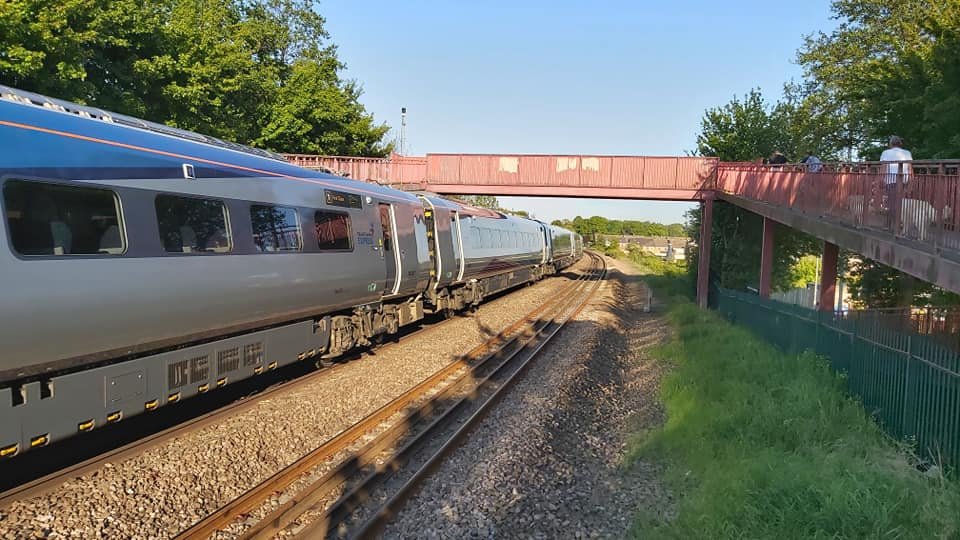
[284,153,718,194]
[423,154,717,191]
[718,161,960,253]
[283,154,426,185]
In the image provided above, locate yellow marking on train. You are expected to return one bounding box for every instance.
[216,378,227,387]
[197,383,209,393]
[30,434,49,448]
[144,399,159,411]
[78,419,95,432]
[168,392,181,403]
[0,444,19,458]
[268,361,278,370]
[106,411,122,423]
[254,365,263,375]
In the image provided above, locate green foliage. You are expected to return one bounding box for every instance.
[458,195,500,209]
[686,201,819,292]
[0,0,391,156]
[784,0,960,305]
[797,0,960,158]
[623,250,691,299]
[552,216,684,238]
[695,89,790,161]
[691,90,824,293]
[847,257,960,308]
[626,292,960,538]
[789,254,819,288]
[457,196,531,218]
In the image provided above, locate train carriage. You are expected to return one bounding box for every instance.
[0,85,584,457]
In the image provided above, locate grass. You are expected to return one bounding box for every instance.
[613,251,960,539]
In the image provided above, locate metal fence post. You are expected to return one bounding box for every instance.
[900,334,913,440]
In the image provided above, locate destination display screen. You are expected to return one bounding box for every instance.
[324,189,363,209]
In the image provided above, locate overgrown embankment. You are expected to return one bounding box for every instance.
[615,252,960,539]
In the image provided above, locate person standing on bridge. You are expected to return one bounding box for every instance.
[800,151,823,172]
[768,151,788,165]
[880,135,912,215]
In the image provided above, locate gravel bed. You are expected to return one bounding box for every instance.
[384,257,675,539]
[0,267,585,540]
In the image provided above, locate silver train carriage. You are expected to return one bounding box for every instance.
[0,85,581,457]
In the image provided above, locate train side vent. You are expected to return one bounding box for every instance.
[217,347,240,375]
[243,342,264,367]
[189,355,210,384]
[168,360,190,390]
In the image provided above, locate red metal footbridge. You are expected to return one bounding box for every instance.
[285,153,960,309]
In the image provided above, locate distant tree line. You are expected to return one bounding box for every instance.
[457,195,530,218]
[691,0,960,307]
[551,216,685,238]
[0,0,392,156]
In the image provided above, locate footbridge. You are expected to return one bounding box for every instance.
[285,154,960,309]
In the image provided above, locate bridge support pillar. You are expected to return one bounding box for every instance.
[697,198,714,308]
[759,217,776,298]
[819,241,839,312]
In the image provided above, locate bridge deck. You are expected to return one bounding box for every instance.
[285,153,960,294]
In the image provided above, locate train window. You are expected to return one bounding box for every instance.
[251,205,301,252]
[315,210,352,250]
[156,195,231,253]
[3,180,125,256]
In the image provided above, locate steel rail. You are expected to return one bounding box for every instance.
[351,253,606,539]
[175,258,598,539]
[226,253,604,540]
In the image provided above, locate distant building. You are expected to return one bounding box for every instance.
[598,235,690,261]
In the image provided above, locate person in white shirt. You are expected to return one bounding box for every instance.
[880,135,912,181]
[879,135,912,214]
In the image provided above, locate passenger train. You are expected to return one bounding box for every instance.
[0,85,583,457]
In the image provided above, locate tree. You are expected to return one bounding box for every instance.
[692,90,822,292]
[797,0,960,158]
[458,196,500,209]
[256,52,391,155]
[0,0,392,156]
[790,0,960,306]
[696,89,792,162]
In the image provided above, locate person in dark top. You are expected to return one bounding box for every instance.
[768,151,788,165]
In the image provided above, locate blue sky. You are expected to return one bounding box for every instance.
[320,0,836,224]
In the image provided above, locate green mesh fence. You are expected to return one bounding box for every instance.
[715,287,960,469]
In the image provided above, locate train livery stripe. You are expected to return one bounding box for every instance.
[0,120,413,202]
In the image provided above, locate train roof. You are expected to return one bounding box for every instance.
[0,85,286,163]
[0,85,420,202]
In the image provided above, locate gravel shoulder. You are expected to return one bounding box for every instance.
[0,267,583,539]
[384,256,674,539]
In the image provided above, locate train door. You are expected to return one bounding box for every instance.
[379,203,401,295]
[451,211,465,281]
[539,223,551,264]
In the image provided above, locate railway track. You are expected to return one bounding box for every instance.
[177,251,606,539]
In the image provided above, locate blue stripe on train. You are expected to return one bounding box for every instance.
[0,101,332,180]
[0,166,257,180]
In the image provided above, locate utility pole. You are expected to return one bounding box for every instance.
[399,107,407,156]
